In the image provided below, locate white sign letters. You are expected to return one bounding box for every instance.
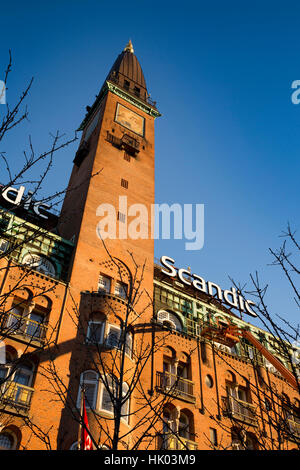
[160,255,257,318]
[1,185,50,220]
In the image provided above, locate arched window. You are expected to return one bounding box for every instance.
[100,376,130,423]
[178,412,190,439]
[77,371,99,409]
[69,441,79,450]
[6,302,48,342]
[22,253,56,277]
[157,311,182,332]
[0,431,16,450]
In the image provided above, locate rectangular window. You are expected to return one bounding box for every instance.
[209,428,218,447]
[86,321,104,344]
[84,382,97,409]
[98,274,111,294]
[101,385,114,413]
[124,152,131,162]
[106,325,121,348]
[25,311,45,339]
[106,324,132,357]
[100,379,129,423]
[114,282,127,299]
[0,239,9,252]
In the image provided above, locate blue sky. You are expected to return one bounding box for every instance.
[0,1,299,330]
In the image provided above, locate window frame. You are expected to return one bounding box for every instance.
[114,281,127,299]
[99,376,130,424]
[106,323,133,358]
[98,274,111,294]
[77,370,99,410]
[86,320,105,345]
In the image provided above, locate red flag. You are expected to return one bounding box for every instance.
[80,396,93,450]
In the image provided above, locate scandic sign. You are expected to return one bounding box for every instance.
[160,256,257,318]
[0,185,50,219]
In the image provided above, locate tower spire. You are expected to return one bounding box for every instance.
[124,39,134,53]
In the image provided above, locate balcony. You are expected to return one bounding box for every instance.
[0,381,34,413]
[106,132,140,156]
[156,372,196,403]
[157,433,198,450]
[120,134,140,155]
[222,396,257,426]
[2,311,47,345]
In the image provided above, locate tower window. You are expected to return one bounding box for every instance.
[124,80,130,90]
[134,86,140,97]
[121,179,128,189]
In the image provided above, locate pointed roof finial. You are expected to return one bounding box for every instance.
[124,39,134,54]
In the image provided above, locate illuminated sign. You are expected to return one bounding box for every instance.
[0,185,50,220]
[160,255,257,318]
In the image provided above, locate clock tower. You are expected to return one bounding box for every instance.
[57,41,160,448]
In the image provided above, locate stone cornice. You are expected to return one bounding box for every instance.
[78,81,161,131]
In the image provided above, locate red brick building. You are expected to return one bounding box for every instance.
[0,41,299,451]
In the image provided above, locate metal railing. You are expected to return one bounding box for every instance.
[156,372,196,402]
[222,396,257,425]
[0,381,34,410]
[3,311,47,343]
[157,433,198,450]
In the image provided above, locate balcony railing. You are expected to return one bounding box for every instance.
[156,372,196,403]
[287,417,300,438]
[0,381,34,411]
[222,396,257,425]
[157,433,198,450]
[2,311,47,343]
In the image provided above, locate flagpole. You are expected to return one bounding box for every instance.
[77,386,84,450]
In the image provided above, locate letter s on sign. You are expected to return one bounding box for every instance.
[291,80,300,104]
[160,256,177,278]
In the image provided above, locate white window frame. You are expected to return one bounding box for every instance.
[98,275,111,294]
[77,370,99,410]
[106,324,132,358]
[99,377,130,424]
[114,282,127,299]
[86,321,105,345]
[157,310,183,332]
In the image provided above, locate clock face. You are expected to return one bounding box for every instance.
[22,254,56,277]
[115,103,145,136]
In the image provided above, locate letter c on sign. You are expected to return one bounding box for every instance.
[178,269,192,285]
[245,300,257,318]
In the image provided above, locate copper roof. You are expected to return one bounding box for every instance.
[106,41,147,93]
